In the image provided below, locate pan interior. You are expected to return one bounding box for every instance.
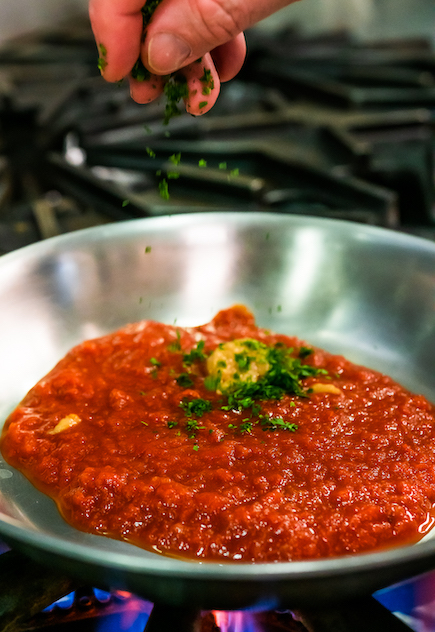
[1,212,435,574]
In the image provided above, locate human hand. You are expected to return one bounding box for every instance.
[89,0,296,117]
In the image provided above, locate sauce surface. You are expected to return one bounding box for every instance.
[2,305,435,562]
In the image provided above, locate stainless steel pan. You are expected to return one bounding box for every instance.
[1,212,435,610]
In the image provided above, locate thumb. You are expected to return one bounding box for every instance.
[143,0,295,75]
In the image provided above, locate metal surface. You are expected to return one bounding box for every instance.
[0,212,435,610]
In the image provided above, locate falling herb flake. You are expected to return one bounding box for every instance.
[169,153,181,166]
[163,75,189,125]
[145,246,152,253]
[158,179,170,200]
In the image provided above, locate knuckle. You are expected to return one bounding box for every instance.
[194,0,247,44]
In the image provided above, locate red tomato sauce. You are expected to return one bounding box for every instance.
[2,305,435,562]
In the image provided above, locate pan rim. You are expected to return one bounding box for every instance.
[1,211,435,585]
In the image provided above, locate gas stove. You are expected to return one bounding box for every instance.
[0,17,434,256]
[0,545,423,632]
[0,13,435,632]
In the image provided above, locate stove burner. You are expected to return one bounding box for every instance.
[0,549,414,632]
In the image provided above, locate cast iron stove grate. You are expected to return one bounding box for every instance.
[0,16,435,632]
[0,18,434,256]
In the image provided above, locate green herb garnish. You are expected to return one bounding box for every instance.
[168,330,182,352]
[169,153,181,166]
[163,74,189,125]
[131,58,151,82]
[176,373,194,388]
[158,178,170,200]
[299,346,313,358]
[259,415,298,432]
[180,397,212,418]
[97,43,108,72]
[183,340,207,366]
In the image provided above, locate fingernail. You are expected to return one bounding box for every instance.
[148,33,191,74]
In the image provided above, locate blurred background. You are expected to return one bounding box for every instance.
[1,0,434,44]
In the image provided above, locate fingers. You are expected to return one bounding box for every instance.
[183,53,220,116]
[129,52,220,116]
[129,74,166,104]
[143,0,294,75]
[209,33,247,83]
[89,0,296,117]
[89,0,145,82]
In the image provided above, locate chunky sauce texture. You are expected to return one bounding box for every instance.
[2,306,435,562]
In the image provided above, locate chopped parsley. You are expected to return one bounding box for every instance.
[141,0,163,24]
[180,397,212,438]
[299,346,314,358]
[158,179,170,200]
[163,75,189,125]
[169,153,181,166]
[165,337,327,440]
[259,415,298,432]
[97,43,108,72]
[183,340,207,366]
[204,374,221,391]
[234,352,253,372]
[200,67,214,96]
[131,58,151,82]
[176,373,194,388]
[180,397,212,418]
[168,330,182,352]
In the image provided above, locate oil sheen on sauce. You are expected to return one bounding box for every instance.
[2,305,435,562]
